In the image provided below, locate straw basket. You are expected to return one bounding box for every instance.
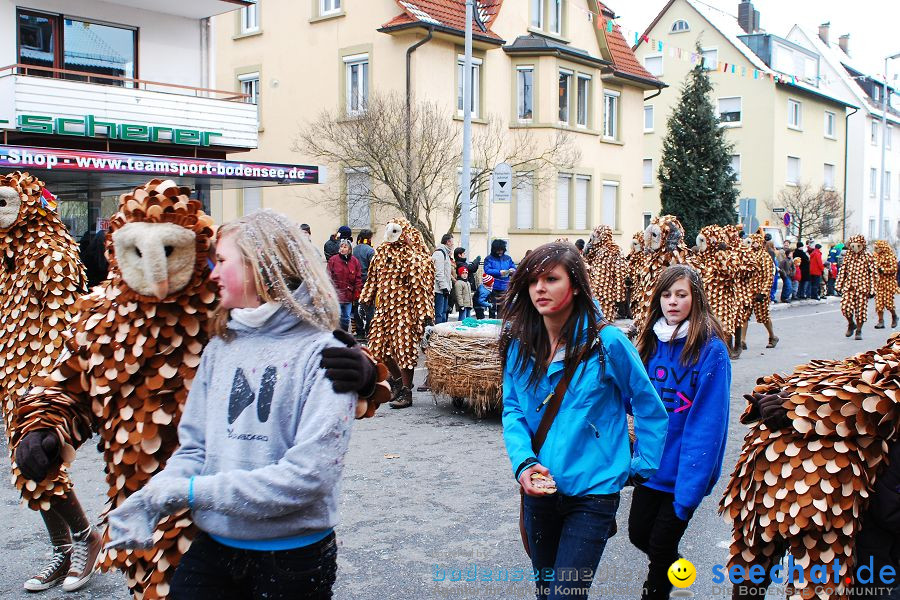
[424,320,502,417]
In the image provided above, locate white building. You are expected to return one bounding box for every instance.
[787,23,900,241]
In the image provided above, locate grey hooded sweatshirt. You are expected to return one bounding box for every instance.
[155,289,356,542]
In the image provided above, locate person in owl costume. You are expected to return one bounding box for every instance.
[12,180,387,598]
[583,224,625,320]
[836,235,875,340]
[694,224,740,346]
[738,232,779,351]
[632,215,694,333]
[720,335,900,600]
[872,240,898,330]
[723,225,756,358]
[624,231,647,320]
[359,217,434,409]
[0,171,97,592]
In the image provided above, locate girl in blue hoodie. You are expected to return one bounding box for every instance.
[104,211,360,600]
[631,264,731,600]
[501,242,668,600]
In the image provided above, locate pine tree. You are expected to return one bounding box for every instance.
[658,54,739,244]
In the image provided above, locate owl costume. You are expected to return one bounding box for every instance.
[632,215,694,333]
[872,240,898,329]
[836,235,875,340]
[583,225,625,320]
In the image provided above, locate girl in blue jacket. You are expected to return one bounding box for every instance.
[501,242,668,600]
[631,264,731,600]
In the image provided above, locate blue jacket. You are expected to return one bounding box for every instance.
[643,334,731,520]
[502,325,668,496]
[475,285,491,308]
[484,253,516,292]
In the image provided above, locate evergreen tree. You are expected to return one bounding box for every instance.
[658,53,739,243]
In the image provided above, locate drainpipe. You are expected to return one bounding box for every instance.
[842,105,859,241]
[405,28,434,210]
[645,85,664,102]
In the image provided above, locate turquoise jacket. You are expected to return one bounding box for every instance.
[502,325,668,496]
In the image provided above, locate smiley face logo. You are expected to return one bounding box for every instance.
[667,558,696,588]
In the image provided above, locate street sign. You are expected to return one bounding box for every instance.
[772,207,786,213]
[492,162,512,203]
[783,212,791,226]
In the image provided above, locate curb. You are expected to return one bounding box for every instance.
[768,295,840,312]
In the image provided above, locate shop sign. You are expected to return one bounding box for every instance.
[17,114,223,147]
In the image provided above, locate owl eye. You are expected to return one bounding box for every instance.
[165,246,174,257]
[135,247,142,258]
[0,199,6,207]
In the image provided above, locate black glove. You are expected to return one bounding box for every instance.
[754,293,766,302]
[320,330,376,395]
[424,316,434,328]
[869,292,876,299]
[757,391,791,429]
[15,429,60,482]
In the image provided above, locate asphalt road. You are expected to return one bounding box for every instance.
[0,296,893,599]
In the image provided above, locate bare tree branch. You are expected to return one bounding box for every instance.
[769,183,849,243]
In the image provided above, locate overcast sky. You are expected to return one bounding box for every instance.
[613,0,900,80]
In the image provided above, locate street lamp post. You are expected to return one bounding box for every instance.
[460,0,473,251]
[878,52,900,239]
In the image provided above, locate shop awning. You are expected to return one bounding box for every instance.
[0,145,324,195]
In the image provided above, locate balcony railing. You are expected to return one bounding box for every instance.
[0,63,249,103]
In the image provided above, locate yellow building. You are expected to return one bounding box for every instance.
[213,0,662,254]
[634,0,854,239]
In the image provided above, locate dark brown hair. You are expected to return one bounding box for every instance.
[636,264,726,366]
[499,242,606,388]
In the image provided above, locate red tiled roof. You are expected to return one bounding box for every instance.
[597,2,660,85]
[381,0,504,42]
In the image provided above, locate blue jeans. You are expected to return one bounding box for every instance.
[523,492,620,600]
[434,293,448,324]
[338,302,352,331]
[779,274,792,302]
[457,308,470,321]
[171,532,337,600]
[770,271,778,301]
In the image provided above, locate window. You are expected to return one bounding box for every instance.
[869,218,876,239]
[643,212,652,229]
[643,159,654,187]
[718,97,742,125]
[874,87,882,103]
[644,55,663,77]
[871,168,878,197]
[888,126,894,150]
[17,10,137,83]
[730,155,742,182]
[239,73,260,105]
[241,188,261,216]
[531,0,562,35]
[701,48,718,71]
[517,66,534,121]
[788,99,802,129]
[872,121,879,145]
[576,74,591,127]
[787,156,800,185]
[548,0,562,35]
[885,220,891,238]
[345,54,369,115]
[530,0,543,27]
[320,0,341,16]
[574,176,590,230]
[558,70,572,123]
[603,91,619,140]
[457,55,482,118]
[644,106,654,132]
[601,181,618,229]
[556,174,572,229]
[824,111,836,138]
[671,19,690,32]
[241,0,259,33]
[824,163,835,191]
[515,172,534,229]
[347,171,371,228]
[886,171,893,201]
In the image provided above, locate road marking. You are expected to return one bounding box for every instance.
[772,309,839,322]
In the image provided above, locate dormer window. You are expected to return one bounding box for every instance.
[671,19,690,33]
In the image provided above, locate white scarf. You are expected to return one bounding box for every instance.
[230,302,281,328]
[653,317,690,342]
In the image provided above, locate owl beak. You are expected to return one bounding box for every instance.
[151,279,170,300]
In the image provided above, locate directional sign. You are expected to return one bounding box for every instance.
[492,162,512,203]
[772,207,786,213]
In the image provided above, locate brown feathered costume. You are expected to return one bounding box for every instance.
[12,180,217,598]
[583,225,625,320]
[633,216,694,332]
[872,240,898,328]
[625,231,647,320]
[694,225,739,338]
[738,233,777,349]
[721,333,900,600]
[836,235,875,339]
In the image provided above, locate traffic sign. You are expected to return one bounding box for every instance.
[772,207,785,213]
[492,162,512,203]
[783,212,791,226]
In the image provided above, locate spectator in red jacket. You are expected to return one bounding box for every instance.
[327,239,362,330]
[809,243,825,300]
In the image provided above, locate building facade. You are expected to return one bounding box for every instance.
[634,0,854,242]
[213,0,661,254]
[0,0,319,240]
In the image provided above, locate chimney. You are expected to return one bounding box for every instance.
[838,33,850,55]
[738,1,759,34]
[818,22,830,45]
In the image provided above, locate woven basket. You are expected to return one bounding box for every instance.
[424,321,502,417]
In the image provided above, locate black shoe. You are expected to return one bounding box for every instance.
[390,387,413,409]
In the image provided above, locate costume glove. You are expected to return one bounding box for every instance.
[15,430,60,482]
[321,330,376,395]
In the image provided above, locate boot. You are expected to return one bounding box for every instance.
[875,319,886,329]
[24,545,71,591]
[766,336,779,348]
[730,329,742,359]
[892,312,898,328]
[846,319,855,337]
[389,386,413,409]
[855,327,863,341]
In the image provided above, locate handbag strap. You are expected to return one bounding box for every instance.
[531,363,576,454]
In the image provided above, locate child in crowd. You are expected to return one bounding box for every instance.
[105,211,357,600]
[475,274,493,320]
[453,266,474,321]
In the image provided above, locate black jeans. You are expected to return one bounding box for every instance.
[170,532,337,600]
[523,491,620,600]
[628,485,691,600]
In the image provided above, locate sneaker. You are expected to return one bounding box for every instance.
[24,546,71,591]
[62,527,101,592]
